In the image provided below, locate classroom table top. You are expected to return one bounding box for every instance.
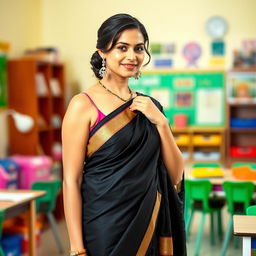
[233,215,256,237]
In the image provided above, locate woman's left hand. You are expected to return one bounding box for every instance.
[129,96,168,126]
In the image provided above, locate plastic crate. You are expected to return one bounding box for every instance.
[193,134,221,146]
[231,117,256,128]
[174,134,190,146]
[0,158,19,189]
[1,234,22,256]
[11,155,52,189]
[193,151,220,161]
[230,146,256,157]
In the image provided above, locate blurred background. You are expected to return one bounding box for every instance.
[0,0,256,255]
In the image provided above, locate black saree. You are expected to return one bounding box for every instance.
[81,94,187,256]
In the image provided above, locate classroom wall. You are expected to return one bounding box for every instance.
[1,0,256,156]
[0,0,43,156]
[41,0,256,91]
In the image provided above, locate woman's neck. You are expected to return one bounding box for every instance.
[101,76,130,94]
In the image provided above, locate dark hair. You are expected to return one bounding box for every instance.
[90,13,151,79]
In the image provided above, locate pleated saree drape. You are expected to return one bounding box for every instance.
[81,94,186,256]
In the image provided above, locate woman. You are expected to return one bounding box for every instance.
[62,13,186,256]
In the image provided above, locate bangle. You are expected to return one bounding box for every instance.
[69,249,87,256]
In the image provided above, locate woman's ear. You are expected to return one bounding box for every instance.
[97,49,105,59]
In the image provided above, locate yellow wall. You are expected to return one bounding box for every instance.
[0,0,42,156]
[41,0,256,91]
[1,0,256,156]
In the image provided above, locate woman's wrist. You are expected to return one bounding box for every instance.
[69,248,87,256]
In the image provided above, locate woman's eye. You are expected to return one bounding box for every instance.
[117,46,127,51]
[136,46,145,52]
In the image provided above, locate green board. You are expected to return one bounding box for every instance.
[129,70,225,127]
[0,55,7,108]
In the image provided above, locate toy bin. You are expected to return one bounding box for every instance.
[192,134,221,146]
[230,146,256,158]
[3,221,42,255]
[0,158,19,189]
[11,156,52,189]
[174,134,190,146]
[1,234,22,256]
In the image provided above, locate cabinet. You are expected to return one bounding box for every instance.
[7,58,65,157]
[172,127,226,163]
[226,69,256,166]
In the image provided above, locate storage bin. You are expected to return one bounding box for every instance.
[3,221,42,255]
[230,146,256,158]
[193,151,220,161]
[174,134,190,146]
[11,155,52,189]
[1,234,22,256]
[193,134,221,146]
[181,151,190,160]
[0,158,19,189]
[231,117,256,128]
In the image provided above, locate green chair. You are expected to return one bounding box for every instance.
[0,209,5,256]
[220,181,254,256]
[185,179,225,256]
[247,205,256,216]
[32,180,64,254]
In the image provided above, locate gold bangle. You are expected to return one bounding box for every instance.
[69,249,87,256]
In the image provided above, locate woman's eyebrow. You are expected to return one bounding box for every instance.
[116,42,145,46]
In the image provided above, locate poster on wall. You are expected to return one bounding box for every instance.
[196,88,223,125]
[150,89,171,108]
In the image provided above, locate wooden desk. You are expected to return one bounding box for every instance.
[0,190,45,256]
[233,215,256,256]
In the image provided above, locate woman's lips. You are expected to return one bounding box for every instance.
[122,64,137,70]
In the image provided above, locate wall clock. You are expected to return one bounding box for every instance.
[206,16,228,39]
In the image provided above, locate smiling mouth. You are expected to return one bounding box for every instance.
[121,64,137,70]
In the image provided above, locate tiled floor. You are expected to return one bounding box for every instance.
[39,208,242,256]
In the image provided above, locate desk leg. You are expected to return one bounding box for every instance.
[242,237,251,256]
[28,200,36,256]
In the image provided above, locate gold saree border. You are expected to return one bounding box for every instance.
[87,107,137,157]
[159,236,173,256]
[136,192,162,256]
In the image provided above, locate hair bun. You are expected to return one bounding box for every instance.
[90,51,103,79]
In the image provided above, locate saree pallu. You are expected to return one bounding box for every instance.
[81,96,186,256]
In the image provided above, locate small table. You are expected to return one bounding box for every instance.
[233,215,256,256]
[0,190,46,256]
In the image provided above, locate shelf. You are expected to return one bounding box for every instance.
[230,128,256,133]
[7,59,65,157]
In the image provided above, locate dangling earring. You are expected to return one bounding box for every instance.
[99,57,107,78]
[134,70,141,80]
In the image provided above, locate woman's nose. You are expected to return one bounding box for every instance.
[127,49,135,60]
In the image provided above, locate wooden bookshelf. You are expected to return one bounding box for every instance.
[7,58,65,157]
[172,126,226,164]
[226,68,256,166]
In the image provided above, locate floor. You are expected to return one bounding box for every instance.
[38,208,242,256]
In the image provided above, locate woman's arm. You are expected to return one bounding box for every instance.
[62,94,92,251]
[129,96,184,185]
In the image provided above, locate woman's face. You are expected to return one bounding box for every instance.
[102,28,145,79]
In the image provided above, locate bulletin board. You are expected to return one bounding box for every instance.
[0,55,7,108]
[129,70,226,127]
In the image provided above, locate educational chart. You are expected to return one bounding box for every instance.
[129,70,225,127]
[0,55,7,108]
